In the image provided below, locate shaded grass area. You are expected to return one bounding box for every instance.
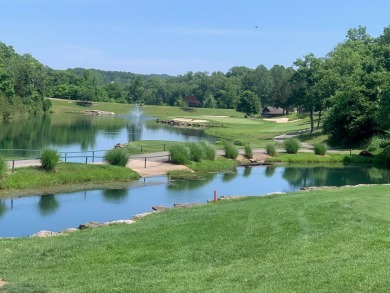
[49,99,133,114]
[0,163,140,191]
[2,185,390,292]
[266,153,375,164]
[126,140,177,155]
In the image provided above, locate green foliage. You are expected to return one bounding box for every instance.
[40,148,60,171]
[186,142,203,162]
[187,157,238,172]
[222,140,239,159]
[198,141,216,161]
[233,140,244,146]
[244,144,253,159]
[169,144,190,164]
[104,149,129,166]
[0,163,139,190]
[236,90,261,115]
[266,143,277,156]
[283,138,301,154]
[0,155,8,177]
[314,142,328,155]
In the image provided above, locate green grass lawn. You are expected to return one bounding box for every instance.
[1,185,390,292]
[49,99,133,115]
[0,163,140,197]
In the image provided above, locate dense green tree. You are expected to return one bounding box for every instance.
[236,90,261,116]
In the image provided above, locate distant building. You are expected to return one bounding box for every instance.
[261,106,284,117]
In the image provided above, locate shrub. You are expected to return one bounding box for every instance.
[104,149,129,166]
[283,138,301,154]
[169,144,190,164]
[0,155,8,177]
[198,141,216,161]
[266,143,277,156]
[244,144,253,159]
[233,140,244,146]
[314,142,328,155]
[187,142,203,162]
[41,148,61,171]
[222,140,239,159]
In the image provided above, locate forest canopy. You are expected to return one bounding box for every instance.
[1,25,390,146]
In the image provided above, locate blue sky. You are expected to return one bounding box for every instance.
[1,0,389,75]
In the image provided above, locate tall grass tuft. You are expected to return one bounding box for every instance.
[283,138,301,154]
[266,143,277,156]
[169,144,190,164]
[244,144,253,159]
[222,140,239,159]
[41,148,60,171]
[199,141,216,161]
[314,142,328,155]
[186,142,203,162]
[104,149,129,166]
[0,155,8,177]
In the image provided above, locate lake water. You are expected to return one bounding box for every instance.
[0,112,213,160]
[1,164,389,237]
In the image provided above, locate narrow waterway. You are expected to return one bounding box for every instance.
[1,164,389,238]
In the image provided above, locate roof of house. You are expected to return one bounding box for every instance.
[262,106,284,115]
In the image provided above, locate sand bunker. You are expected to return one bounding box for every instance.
[172,118,209,123]
[263,118,301,123]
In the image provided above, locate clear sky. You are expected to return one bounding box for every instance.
[1,0,389,75]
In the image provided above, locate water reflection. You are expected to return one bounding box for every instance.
[38,194,59,215]
[2,165,390,237]
[0,200,6,218]
[102,189,129,203]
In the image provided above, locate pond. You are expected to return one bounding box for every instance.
[1,164,390,237]
[0,111,214,160]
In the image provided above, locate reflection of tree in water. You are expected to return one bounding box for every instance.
[102,189,128,203]
[0,113,127,152]
[0,200,7,218]
[243,167,252,177]
[222,171,238,182]
[168,173,217,191]
[38,194,59,216]
[282,165,390,188]
[264,165,276,177]
[127,120,143,142]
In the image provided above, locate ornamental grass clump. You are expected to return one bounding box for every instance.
[198,141,216,161]
[187,142,203,162]
[222,140,239,159]
[169,144,190,164]
[41,148,61,171]
[0,155,8,178]
[314,142,328,155]
[244,144,253,159]
[283,138,301,154]
[266,143,277,156]
[104,149,129,166]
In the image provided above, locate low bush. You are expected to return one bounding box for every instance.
[314,142,328,155]
[198,141,216,161]
[283,138,301,154]
[244,144,253,159]
[0,155,8,177]
[41,148,60,171]
[222,140,239,159]
[187,142,203,162]
[266,143,277,156]
[169,144,190,164]
[233,140,244,146]
[104,149,129,166]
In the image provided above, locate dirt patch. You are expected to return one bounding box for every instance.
[236,152,270,165]
[0,279,7,289]
[127,159,193,177]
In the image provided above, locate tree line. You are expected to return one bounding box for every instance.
[1,25,390,146]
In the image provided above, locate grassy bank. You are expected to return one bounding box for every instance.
[49,99,133,114]
[0,163,140,197]
[265,152,376,164]
[1,185,390,291]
